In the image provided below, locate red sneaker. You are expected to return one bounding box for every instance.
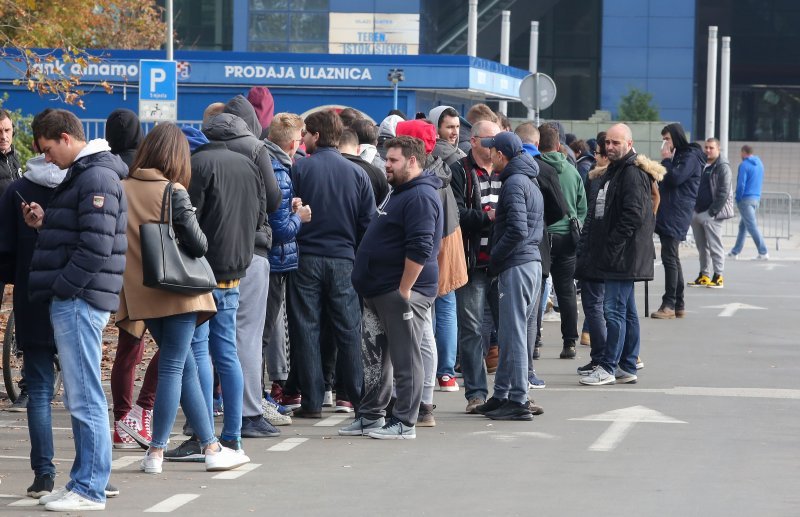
[334,399,354,413]
[113,421,139,449]
[278,393,302,410]
[437,375,459,392]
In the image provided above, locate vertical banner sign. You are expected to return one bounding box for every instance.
[139,60,178,122]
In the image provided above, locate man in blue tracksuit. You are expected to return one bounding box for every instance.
[343,135,443,440]
[729,144,769,259]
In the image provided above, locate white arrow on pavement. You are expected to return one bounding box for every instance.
[762,263,785,272]
[570,405,686,452]
[703,303,767,317]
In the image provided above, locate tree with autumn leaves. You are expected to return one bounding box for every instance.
[0,0,167,108]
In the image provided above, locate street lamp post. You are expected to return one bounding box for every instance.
[388,68,405,111]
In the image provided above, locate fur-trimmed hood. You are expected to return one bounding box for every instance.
[588,164,608,180]
[635,154,666,182]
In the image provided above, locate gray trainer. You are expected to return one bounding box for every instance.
[579,366,616,386]
[338,416,385,436]
[367,418,416,440]
[615,369,638,384]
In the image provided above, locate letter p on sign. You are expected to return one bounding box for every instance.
[150,68,166,93]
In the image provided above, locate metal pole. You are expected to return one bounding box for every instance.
[166,0,174,60]
[393,82,398,111]
[705,26,718,140]
[498,10,511,115]
[468,0,478,57]
[719,36,731,160]
[528,21,539,120]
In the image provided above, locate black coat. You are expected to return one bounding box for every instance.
[105,108,143,168]
[655,144,704,239]
[343,153,389,207]
[533,155,568,277]
[0,147,21,198]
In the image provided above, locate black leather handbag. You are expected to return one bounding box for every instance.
[140,182,217,295]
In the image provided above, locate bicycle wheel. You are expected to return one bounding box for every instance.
[2,311,23,402]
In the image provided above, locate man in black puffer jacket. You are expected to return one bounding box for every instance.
[25,109,127,511]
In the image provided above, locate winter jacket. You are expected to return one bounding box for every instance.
[116,168,216,338]
[540,151,587,235]
[736,155,765,202]
[0,146,21,197]
[575,164,608,281]
[203,95,281,256]
[291,146,375,261]
[457,117,472,155]
[187,142,262,282]
[576,154,596,184]
[377,115,403,159]
[656,143,704,239]
[432,138,466,167]
[449,151,493,270]
[352,171,443,299]
[264,139,301,273]
[426,155,467,295]
[0,156,66,349]
[182,126,209,152]
[343,152,389,207]
[28,140,128,312]
[697,158,734,220]
[586,150,664,281]
[490,152,544,276]
[105,108,143,168]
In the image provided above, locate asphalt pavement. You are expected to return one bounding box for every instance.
[1,244,799,516]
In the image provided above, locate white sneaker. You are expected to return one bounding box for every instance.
[140,450,163,474]
[542,310,561,322]
[727,251,739,260]
[753,253,769,261]
[579,366,616,386]
[262,398,292,426]
[322,390,334,407]
[205,445,250,472]
[39,486,68,505]
[44,490,105,511]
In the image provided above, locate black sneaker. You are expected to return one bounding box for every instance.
[485,400,534,421]
[475,397,506,415]
[105,483,120,498]
[164,438,204,462]
[240,415,281,438]
[577,362,597,376]
[560,343,576,359]
[27,475,54,498]
[9,391,29,412]
[219,437,241,451]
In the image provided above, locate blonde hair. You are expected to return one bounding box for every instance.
[268,112,304,147]
[466,103,498,125]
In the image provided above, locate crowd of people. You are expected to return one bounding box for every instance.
[0,92,763,511]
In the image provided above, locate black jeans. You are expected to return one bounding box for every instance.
[549,233,579,345]
[659,235,685,310]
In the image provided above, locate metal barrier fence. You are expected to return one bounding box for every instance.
[81,119,203,141]
[721,191,793,250]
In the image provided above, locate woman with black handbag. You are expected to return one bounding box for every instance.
[115,123,248,474]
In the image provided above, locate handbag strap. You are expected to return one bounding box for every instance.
[159,182,175,238]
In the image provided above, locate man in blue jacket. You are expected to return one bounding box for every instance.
[25,109,127,511]
[342,135,443,439]
[473,132,543,421]
[728,145,769,260]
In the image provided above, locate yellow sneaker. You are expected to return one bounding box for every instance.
[707,274,724,289]
[688,274,711,287]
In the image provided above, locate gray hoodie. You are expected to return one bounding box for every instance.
[25,154,68,188]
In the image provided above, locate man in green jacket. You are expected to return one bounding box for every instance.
[538,124,587,359]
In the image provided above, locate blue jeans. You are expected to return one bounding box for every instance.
[146,313,217,449]
[581,280,607,364]
[600,281,640,376]
[455,269,492,401]
[22,346,56,479]
[207,287,243,442]
[433,291,457,377]
[190,321,215,434]
[493,262,540,404]
[732,199,768,256]
[286,255,363,412]
[49,297,111,503]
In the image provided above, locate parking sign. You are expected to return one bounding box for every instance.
[139,60,178,122]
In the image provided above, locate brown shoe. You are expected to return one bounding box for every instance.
[528,401,544,416]
[650,306,676,319]
[675,308,686,318]
[417,403,436,427]
[465,397,485,414]
[485,345,499,373]
[580,331,591,346]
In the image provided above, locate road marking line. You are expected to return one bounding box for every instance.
[8,499,39,506]
[268,437,308,452]
[144,494,200,513]
[111,455,142,470]
[0,422,71,430]
[211,463,261,480]
[548,386,800,400]
[0,494,21,498]
[0,454,73,462]
[313,415,349,427]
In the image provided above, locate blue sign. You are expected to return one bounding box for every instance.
[139,60,177,102]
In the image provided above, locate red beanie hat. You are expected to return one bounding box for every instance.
[395,119,436,154]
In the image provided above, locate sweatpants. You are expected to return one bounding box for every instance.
[236,254,270,418]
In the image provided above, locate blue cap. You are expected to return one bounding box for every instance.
[480,131,523,159]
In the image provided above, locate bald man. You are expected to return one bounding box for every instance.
[580,124,663,386]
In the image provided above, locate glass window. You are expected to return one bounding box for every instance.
[290,13,327,41]
[250,0,288,8]
[250,41,290,52]
[248,0,329,53]
[250,13,287,40]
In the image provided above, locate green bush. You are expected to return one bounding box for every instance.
[0,93,35,169]
[618,87,660,121]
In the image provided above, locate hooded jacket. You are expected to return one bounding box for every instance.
[656,142,704,239]
[736,154,765,202]
[432,138,466,167]
[490,152,544,275]
[264,138,302,273]
[377,115,403,159]
[181,125,209,152]
[247,86,275,139]
[0,145,21,198]
[29,139,128,312]
[540,150,587,236]
[426,154,467,295]
[359,143,385,170]
[203,95,281,255]
[352,170,443,299]
[105,108,143,168]
[0,157,66,349]
[584,150,664,281]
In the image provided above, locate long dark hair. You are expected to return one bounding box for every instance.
[130,123,191,188]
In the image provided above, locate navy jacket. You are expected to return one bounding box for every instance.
[29,145,128,312]
[490,152,544,276]
[352,171,443,299]
[656,144,704,239]
[264,139,301,273]
[291,147,374,261]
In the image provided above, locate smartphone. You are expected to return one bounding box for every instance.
[15,190,29,206]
